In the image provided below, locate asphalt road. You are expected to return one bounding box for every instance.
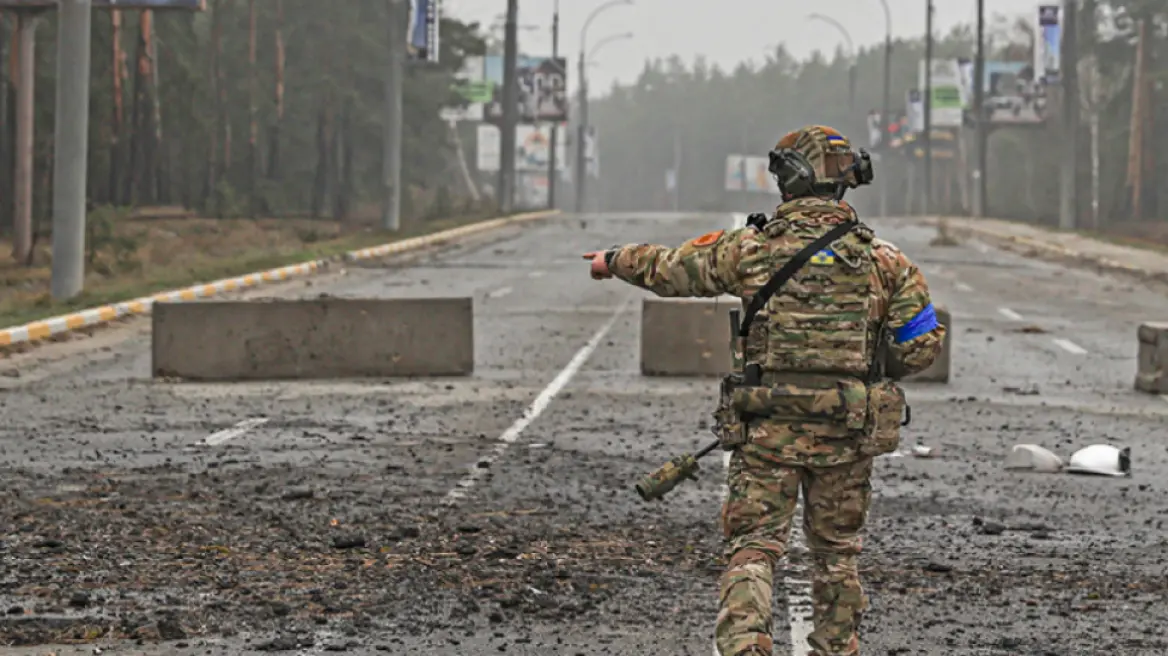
[2,213,1167,655]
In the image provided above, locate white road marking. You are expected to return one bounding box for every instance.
[1162,395,1168,405]
[487,286,513,299]
[955,282,973,292]
[203,417,269,446]
[998,307,1023,321]
[528,271,545,278]
[713,452,813,656]
[975,242,990,254]
[444,296,632,504]
[1052,338,1088,355]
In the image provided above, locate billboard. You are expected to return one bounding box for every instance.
[918,58,963,127]
[724,155,776,193]
[977,61,1048,125]
[440,56,487,122]
[476,123,567,172]
[1036,5,1061,84]
[0,0,205,7]
[483,55,568,124]
[406,0,440,63]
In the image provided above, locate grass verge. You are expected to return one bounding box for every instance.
[0,214,507,329]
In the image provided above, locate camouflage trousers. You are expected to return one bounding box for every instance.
[715,446,874,656]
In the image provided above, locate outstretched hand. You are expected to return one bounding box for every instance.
[582,251,612,279]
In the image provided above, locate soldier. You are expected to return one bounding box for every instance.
[583,125,946,656]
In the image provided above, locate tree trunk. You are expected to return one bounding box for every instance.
[0,17,10,232]
[267,0,285,181]
[247,0,258,217]
[110,10,125,206]
[204,0,221,208]
[311,107,333,219]
[149,13,166,203]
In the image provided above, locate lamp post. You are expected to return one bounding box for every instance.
[575,0,633,214]
[807,13,856,111]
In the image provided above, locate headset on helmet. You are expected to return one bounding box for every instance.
[767,145,875,201]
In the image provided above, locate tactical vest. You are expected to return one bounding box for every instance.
[745,198,877,379]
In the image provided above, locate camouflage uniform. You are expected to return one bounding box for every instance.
[603,126,945,655]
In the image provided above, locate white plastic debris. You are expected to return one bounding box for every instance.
[912,445,937,458]
[1064,444,1131,477]
[1004,444,1064,473]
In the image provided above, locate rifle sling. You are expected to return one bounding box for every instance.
[738,219,858,338]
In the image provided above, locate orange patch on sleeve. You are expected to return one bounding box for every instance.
[689,230,724,247]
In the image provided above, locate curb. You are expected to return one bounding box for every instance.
[0,209,559,349]
[928,217,1168,285]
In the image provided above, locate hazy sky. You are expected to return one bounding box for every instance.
[445,0,1051,95]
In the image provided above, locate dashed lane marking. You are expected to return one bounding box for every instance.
[487,286,513,299]
[955,282,973,292]
[528,271,545,278]
[714,451,813,656]
[443,295,633,505]
[998,307,1023,321]
[1052,338,1088,355]
[203,417,270,446]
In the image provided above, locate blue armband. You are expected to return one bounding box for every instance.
[895,303,938,344]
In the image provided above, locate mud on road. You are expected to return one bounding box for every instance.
[2,214,1168,655]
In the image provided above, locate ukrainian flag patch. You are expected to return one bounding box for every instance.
[827,134,847,145]
[811,249,835,265]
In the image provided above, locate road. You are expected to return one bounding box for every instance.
[2,212,1167,655]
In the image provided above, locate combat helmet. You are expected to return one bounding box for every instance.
[767,125,873,200]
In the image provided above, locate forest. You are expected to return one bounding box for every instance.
[0,1,486,233]
[587,0,1168,234]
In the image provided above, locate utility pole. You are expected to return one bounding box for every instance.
[879,0,891,218]
[1058,0,1078,230]
[11,12,39,265]
[972,0,987,217]
[382,0,404,231]
[546,0,558,210]
[574,56,587,214]
[922,0,933,216]
[50,0,93,300]
[499,0,519,214]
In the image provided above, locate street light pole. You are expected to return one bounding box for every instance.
[807,13,855,110]
[382,0,404,231]
[923,0,934,216]
[574,0,633,214]
[50,0,93,300]
[499,0,519,214]
[879,0,891,217]
[547,0,559,210]
[973,0,987,217]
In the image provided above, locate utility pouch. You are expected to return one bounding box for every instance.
[729,378,869,433]
[712,373,749,450]
[858,380,908,457]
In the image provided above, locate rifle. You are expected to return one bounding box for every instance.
[634,439,721,501]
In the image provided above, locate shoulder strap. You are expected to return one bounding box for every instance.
[738,219,858,338]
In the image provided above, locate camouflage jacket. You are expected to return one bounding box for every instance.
[607,198,946,466]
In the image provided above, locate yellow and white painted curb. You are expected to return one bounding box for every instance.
[0,209,558,349]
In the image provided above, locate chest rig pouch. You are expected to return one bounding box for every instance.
[713,217,863,450]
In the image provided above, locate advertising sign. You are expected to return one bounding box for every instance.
[724,155,776,193]
[440,56,487,122]
[476,123,567,172]
[483,55,568,124]
[918,59,964,127]
[407,0,440,63]
[977,61,1049,125]
[1037,5,1061,84]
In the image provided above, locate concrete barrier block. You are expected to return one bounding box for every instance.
[640,298,735,376]
[1135,322,1168,394]
[905,305,951,383]
[152,297,473,381]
